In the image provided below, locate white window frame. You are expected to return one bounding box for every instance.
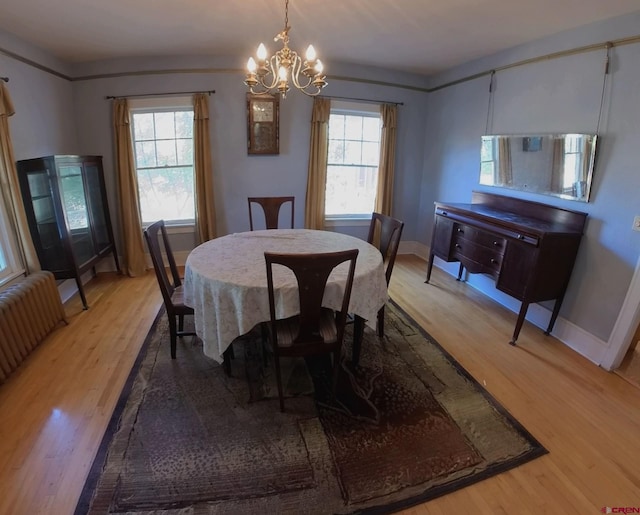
[129,96,195,228]
[325,101,381,222]
[562,134,582,191]
[479,136,497,185]
[0,197,24,286]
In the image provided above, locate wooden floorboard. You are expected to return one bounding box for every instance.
[0,256,638,514]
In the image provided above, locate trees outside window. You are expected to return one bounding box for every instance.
[325,108,381,218]
[131,106,194,225]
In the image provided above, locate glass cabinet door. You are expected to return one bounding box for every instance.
[84,163,110,252]
[59,164,95,266]
[26,171,67,271]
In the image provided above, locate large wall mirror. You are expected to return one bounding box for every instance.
[479,134,598,202]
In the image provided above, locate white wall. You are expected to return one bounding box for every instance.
[419,12,640,354]
[69,57,429,253]
[0,32,78,159]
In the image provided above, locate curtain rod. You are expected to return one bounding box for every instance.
[105,89,215,100]
[0,77,8,82]
[319,94,403,106]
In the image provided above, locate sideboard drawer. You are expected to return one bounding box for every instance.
[453,224,506,254]
[452,239,503,276]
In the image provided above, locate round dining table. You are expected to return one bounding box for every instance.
[183,229,388,363]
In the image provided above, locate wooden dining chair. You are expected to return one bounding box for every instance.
[367,212,404,336]
[143,220,197,360]
[264,249,359,412]
[248,196,295,230]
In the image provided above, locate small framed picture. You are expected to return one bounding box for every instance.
[247,93,279,155]
[522,136,542,152]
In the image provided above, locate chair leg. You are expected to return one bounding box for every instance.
[168,316,178,359]
[377,305,385,337]
[260,322,269,366]
[178,314,184,332]
[274,354,285,412]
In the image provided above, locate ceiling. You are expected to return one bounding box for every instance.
[1,0,639,76]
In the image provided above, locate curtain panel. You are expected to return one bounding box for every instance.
[304,97,331,230]
[0,83,40,273]
[374,104,398,216]
[551,138,565,193]
[113,99,146,277]
[193,93,217,244]
[497,137,513,185]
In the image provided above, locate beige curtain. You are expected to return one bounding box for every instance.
[497,137,513,185]
[304,97,331,230]
[577,137,592,198]
[0,83,40,273]
[551,137,565,193]
[113,99,146,277]
[374,104,398,215]
[193,93,217,243]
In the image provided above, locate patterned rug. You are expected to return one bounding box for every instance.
[76,301,546,514]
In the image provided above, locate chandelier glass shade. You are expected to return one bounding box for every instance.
[244,0,327,98]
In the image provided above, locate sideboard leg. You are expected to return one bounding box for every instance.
[425,253,435,283]
[509,301,530,345]
[544,295,565,336]
[456,263,464,281]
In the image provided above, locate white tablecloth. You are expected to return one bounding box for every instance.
[183,229,388,363]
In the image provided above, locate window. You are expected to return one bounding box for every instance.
[0,198,22,285]
[479,137,496,185]
[563,134,582,191]
[325,102,381,218]
[130,97,194,225]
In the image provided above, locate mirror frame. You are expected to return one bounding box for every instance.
[479,133,598,202]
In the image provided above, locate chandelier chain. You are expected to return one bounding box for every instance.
[284,0,289,30]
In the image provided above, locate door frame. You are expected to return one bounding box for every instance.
[601,252,640,371]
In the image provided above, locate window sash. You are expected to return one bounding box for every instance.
[131,107,195,225]
[325,108,381,219]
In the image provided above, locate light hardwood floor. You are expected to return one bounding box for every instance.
[1,255,639,514]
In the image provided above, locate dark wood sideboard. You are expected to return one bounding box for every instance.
[426,191,587,345]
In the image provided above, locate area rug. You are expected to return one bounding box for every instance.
[75,301,546,514]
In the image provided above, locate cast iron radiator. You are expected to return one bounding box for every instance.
[0,271,67,384]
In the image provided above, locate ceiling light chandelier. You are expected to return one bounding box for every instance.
[244,0,327,98]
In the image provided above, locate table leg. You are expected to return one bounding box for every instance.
[223,347,232,376]
[352,315,365,367]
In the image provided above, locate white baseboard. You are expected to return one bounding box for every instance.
[398,240,428,259]
[400,241,608,366]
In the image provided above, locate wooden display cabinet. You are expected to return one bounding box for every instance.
[17,155,120,309]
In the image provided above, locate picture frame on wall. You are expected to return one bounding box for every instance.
[247,93,279,155]
[522,136,542,152]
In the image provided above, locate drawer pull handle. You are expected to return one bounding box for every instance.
[455,243,461,248]
[490,258,498,264]
[442,211,448,216]
[517,234,525,240]
[493,241,500,246]
[457,228,464,233]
